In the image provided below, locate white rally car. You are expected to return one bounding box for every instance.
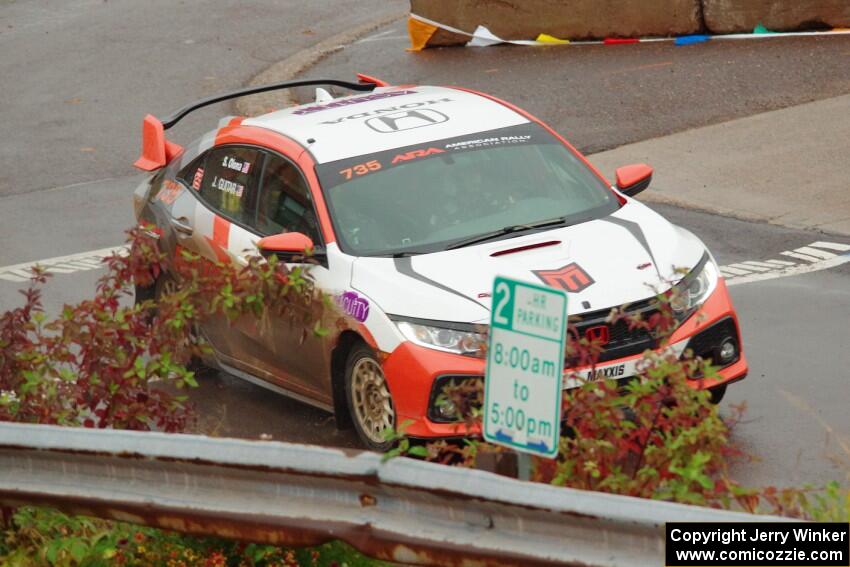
[133,75,747,450]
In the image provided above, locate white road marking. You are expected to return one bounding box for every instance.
[741,260,794,269]
[810,241,850,252]
[726,254,850,286]
[781,250,825,262]
[0,246,128,283]
[719,266,750,277]
[792,246,837,260]
[728,262,770,272]
[724,241,850,286]
[760,259,796,267]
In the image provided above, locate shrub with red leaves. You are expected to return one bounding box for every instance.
[421,287,849,517]
[0,226,333,432]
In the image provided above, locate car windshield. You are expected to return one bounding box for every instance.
[317,123,619,256]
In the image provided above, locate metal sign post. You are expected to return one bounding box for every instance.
[483,276,567,464]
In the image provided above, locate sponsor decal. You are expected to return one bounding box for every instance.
[158,179,182,205]
[221,155,251,174]
[339,159,381,181]
[391,147,445,164]
[319,98,452,125]
[585,363,626,381]
[365,109,449,133]
[533,262,595,293]
[337,290,370,323]
[445,134,532,150]
[317,123,551,189]
[192,167,204,190]
[293,90,417,116]
[210,175,244,198]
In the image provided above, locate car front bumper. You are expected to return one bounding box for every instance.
[381,277,747,439]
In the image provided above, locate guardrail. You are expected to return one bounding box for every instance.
[0,422,791,566]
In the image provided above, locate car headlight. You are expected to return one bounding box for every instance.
[670,253,719,319]
[391,317,487,357]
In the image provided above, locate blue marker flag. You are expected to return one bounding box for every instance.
[675,34,711,46]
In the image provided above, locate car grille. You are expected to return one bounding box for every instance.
[565,298,659,367]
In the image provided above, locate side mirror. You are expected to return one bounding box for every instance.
[615,164,653,197]
[257,232,315,257]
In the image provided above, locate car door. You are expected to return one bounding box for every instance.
[248,152,335,406]
[174,145,267,368]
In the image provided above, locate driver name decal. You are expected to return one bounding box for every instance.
[210,176,245,198]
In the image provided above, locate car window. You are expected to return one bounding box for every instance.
[256,154,321,243]
[317,123,618,256]
[177,155,206,192]
[189,146,263,227]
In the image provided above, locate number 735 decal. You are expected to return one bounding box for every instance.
[339,159,381,180]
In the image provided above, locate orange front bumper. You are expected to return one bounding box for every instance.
[382,277,747,439]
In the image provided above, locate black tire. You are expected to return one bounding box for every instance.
[344,343,396,452]
[709,384,727,405]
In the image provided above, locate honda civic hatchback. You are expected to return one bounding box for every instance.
[132,76,748,450]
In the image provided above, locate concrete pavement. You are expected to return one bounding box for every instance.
[591,94,850,235]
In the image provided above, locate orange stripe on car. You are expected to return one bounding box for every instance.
[212,215,230,249]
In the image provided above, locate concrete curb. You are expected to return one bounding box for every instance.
[411,0,850,46]
[235,11,407,118]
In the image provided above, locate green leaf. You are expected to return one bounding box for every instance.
[68,538,89,562]
[407,445,428,458]
[182,371,198,388]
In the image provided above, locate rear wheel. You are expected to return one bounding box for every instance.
[344,343,396,452]
[147,274,208,372]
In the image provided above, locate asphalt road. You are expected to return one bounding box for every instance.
[1,3,848,491]
[0,0,406,198]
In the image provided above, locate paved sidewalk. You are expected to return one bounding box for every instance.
[590,94,850,236]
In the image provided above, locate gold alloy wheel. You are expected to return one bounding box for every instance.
[351,357,395,443]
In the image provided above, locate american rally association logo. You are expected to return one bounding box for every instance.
[533,263,595,293]
[337,290,370,323]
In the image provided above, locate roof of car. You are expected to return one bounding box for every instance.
[241,85,531,164]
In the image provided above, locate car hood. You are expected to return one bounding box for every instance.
[351,201,706,323]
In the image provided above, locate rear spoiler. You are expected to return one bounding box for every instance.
[133,75,386,171]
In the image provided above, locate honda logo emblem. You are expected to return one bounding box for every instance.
[365,109,448,133]
[584,325,610,345]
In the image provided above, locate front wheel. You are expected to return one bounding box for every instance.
[709,384,727,405]
[344,343,396,452]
